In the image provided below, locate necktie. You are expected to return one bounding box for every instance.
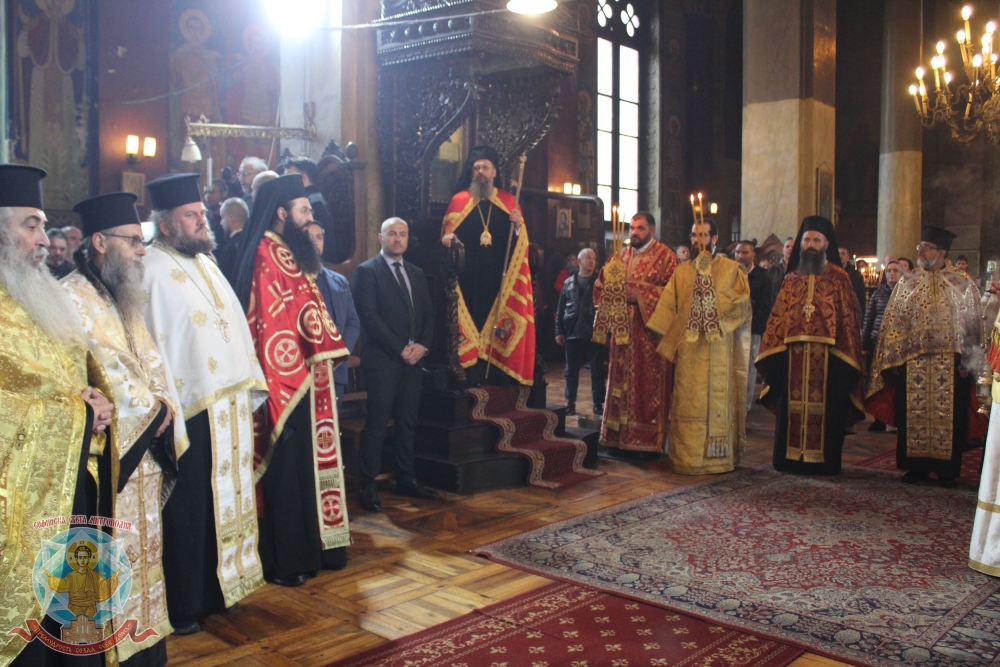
[393,261,416,339]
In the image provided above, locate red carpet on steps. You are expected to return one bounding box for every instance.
[468,386,603,488]
[324,581,803,667]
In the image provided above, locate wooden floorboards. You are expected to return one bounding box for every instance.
[166,367,895,667]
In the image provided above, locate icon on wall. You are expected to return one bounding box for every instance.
[556,208,573,239]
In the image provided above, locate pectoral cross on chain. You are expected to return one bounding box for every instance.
[215,313,231,343]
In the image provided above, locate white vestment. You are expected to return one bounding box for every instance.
[971,400,1000,576]
[141,241,268,605]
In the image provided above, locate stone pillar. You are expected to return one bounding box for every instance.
[1,0,8,163]
[742,0,836,243]
[877,0,922,261]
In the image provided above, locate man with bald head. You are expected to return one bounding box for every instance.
[352,218,438,512]
[251,169,278,201]
[556,247,605,416]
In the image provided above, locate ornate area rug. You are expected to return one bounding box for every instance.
[468,386,603,488]
[859,448,984,486]
[473,468,1000,667]
[324,581,802,667]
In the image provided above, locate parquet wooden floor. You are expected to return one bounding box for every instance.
[166,367,896,667]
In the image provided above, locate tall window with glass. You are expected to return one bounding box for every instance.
[596,0,643,222]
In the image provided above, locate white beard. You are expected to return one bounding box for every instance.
[0,235,87,347]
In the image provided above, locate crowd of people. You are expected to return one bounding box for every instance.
[5,139,1000,666]
[554,206,1000,578]
[0,145,456,666]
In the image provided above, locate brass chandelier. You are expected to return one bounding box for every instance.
[911,5,1000,143]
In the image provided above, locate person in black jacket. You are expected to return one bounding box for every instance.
[734,241,773,411]
[352,218,439,512]
[555,248,605,416]
[861,260,901,431]
[840,246,868,321]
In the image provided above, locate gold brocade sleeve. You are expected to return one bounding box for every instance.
[0,288,91,666]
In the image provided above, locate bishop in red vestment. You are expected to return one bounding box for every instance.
[593,212,678,453]
[442,146,535,386]
[231,174,350,587]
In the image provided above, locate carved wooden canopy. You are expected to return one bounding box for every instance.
[377,0,581,224]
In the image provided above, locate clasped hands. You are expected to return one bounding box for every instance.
[401,343,427,365]
[80,387,173,438]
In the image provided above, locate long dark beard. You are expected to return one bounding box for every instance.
[282,222,322,275]
[102,244,147,325]
[798,249,827,275]
[469,179,494,201]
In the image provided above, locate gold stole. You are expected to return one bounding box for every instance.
[905,353,955,460]
[786,341,830,462]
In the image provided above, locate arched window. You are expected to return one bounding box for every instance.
[596,0,644,222]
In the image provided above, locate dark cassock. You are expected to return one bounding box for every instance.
[231,175,351,587]
[0,166,110,667]
[756,216,865,475]
[865,226,988,487]
[61,192,181,667]
[442,146,536,386]
[140,174,268,633]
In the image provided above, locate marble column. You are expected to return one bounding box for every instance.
[0,0,8,162]
[742,0,836,243]
[877,0,922,261]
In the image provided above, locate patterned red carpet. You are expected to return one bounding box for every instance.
[859,447,984,485]
[468,386,603,488]
[323,581,803,667]
[474,467,1000,667]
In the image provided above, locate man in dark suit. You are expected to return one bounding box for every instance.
[307,222,360,408]
[352,218,439,512]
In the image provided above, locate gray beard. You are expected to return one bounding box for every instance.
[469,179,494,201]
[0,232,87,347]
[798,250,827,275]
[101,244,147,326]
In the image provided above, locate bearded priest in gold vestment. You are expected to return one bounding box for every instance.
[594,212,678,453]
[866,226,988,488]
[62,192,180,667]
[0,165,113,667]
[647,218,751,474]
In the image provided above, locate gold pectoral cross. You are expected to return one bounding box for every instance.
[803,275,816,322]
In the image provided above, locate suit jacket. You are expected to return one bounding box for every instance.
[352,254,434,370]
[217,228,246,285]
[316,267,361,385]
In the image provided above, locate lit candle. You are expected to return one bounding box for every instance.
[910,84,922,113]
[697,193,705,225]
[963,6,973,48]
[933,56,942,89]
[689,195,698,226]
[959,30,969,64]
